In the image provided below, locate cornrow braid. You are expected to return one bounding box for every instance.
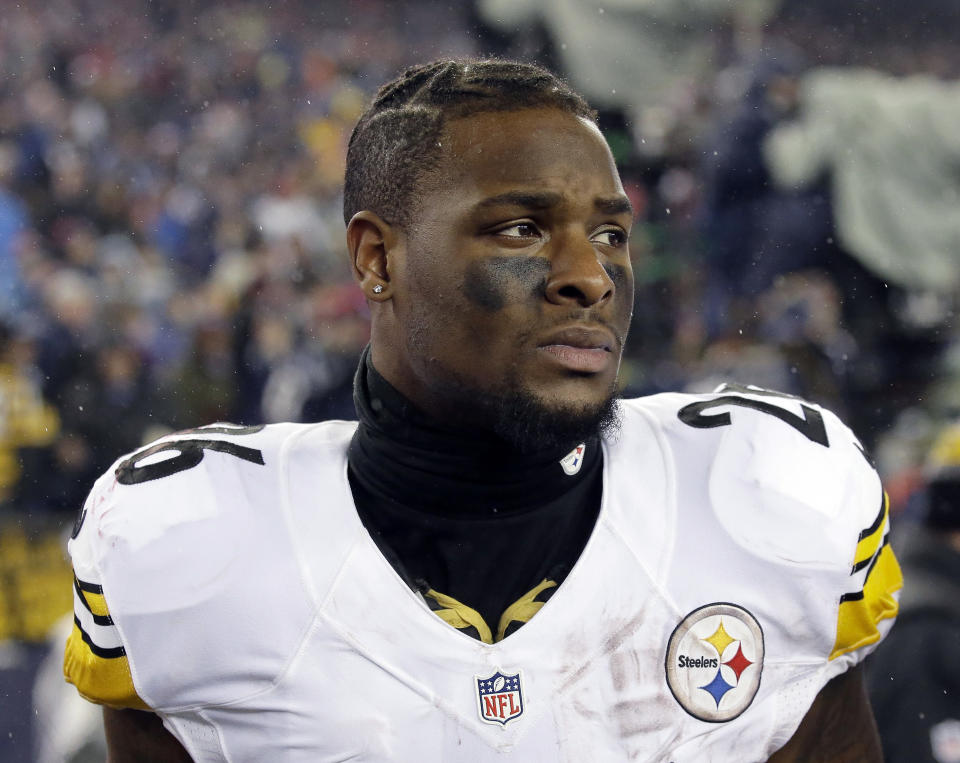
[343,58,596,229]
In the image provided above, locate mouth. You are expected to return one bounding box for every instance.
[537,326,617,374]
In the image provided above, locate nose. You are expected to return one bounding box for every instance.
[544,231,614,308]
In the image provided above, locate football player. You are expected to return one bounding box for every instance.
[64,59,901,761]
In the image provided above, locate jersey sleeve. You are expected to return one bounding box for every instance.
[62,423,322,713]
[672,385,903,667]
[674,385,902,674]
[828,489,901,663]
[63,470,150,710]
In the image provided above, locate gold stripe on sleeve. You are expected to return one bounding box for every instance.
[829,493,903,660]
[64,622,150,709]
[78,587,110,619]
[64,576,150,710]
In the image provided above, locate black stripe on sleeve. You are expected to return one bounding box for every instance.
[857,493,887,542]
[76,578,104,594]
[839,536,890,604]
[839,589,865,604]
[73,577,114,626]
[73,615,126,659]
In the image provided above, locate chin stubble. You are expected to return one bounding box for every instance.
[487,384,622,454]
[424,361,623,454]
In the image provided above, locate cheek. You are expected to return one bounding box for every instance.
[603,262,631,293]
[605,262,635,323]
[462,257,550,312]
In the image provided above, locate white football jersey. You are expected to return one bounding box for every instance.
[64,387,901,762]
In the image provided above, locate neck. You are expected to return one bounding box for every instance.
[348,346,600,515]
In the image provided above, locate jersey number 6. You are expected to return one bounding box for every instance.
[115,426,265,485]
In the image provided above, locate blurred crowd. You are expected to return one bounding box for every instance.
[1,0,959,523]
[0,0,473,514]
[2,1,960,761]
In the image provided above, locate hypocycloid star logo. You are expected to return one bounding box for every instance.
[665,602,764,722]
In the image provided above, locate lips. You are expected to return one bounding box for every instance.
[537,326,617,373]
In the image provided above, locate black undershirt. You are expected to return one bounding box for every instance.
[347,348,603,636]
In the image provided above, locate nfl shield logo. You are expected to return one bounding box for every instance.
[475,670,524,726]
[560,443,586,475]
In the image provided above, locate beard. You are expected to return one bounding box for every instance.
[425,364,623,455]
[487,386,622,454]
[401,309,625,454]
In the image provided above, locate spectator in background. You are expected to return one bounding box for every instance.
[0,0,479,517]
[1,0,959,512]
[868,422,960,763]
[0,141,29,319]
[699,49,818,331]
[0,321,59,507]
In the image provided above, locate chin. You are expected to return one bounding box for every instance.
[423,362,622,454]
[488,384,622,455]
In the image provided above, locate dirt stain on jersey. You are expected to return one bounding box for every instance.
[558,614,645,693]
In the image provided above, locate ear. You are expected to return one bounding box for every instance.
[346,211,399,301]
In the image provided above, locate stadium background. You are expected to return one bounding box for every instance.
[1,0,958,759]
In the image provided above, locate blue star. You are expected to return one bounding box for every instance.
[699,668,735,708]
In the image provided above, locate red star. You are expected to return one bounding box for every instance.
[723,644,753,683]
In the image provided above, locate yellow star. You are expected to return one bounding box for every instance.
[703,620,736,657]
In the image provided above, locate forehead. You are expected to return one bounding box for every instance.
[429,108,624,202]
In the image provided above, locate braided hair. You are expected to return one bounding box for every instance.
[343,59,595,229]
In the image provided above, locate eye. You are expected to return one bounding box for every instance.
[493,222,541,239]
[590,227,628,248]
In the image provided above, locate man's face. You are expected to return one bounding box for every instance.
[379,107,634,448]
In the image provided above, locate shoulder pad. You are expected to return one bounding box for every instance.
[626,386,901,661]
[630,386,881,565]
[65,421,326,710]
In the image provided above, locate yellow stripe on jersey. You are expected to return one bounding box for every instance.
[63,576,149,710]
[829,493,903,661]
[77,584,110,619]
[496,579,557,642]
[63,623,149,709]
[424,589,494,644]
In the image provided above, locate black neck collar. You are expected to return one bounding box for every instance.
[347,347,601,516]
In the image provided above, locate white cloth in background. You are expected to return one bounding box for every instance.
[477,0,780,111]
[764,68,960,292]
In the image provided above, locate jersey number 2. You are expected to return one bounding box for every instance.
[677,385,830,447]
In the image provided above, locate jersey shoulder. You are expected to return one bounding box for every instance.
[68,421,319,576]
[64,420,356,710]
[622,385,879,551]
[621,385,901,661]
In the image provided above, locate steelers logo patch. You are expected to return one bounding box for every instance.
[665,602,764,722]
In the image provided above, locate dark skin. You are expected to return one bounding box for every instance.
[103,707,193,762]
[768,666,883,762]
[352,108,635,432]
[102,108,882,761]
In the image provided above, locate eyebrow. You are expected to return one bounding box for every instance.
[595,196,634,217]
[474,191,563,211]
[473,191,634,217]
